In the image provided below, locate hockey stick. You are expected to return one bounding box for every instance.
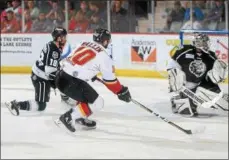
[94,77,202,135]
[155,70,227,111]
[130,99,196,135]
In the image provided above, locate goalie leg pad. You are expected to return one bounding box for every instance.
[171,94,195,117]
[168,68,186,92]
[196,87,228,110]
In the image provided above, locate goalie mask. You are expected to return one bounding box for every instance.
[193,33,210,53]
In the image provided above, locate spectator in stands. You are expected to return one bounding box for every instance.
[27,0,40,20]
[1,10,20,33]
[30,10,53,32]
[79,1,90,20]
[88,1,106,22]
[68,10,89,33]
[111,0,129,32]
[181,12,203,30]
[1,0,13,22]
[195,1,206,10]
[65,0,76,20]
[111,0,129,10]
[46,0,65,27]
[164,1,185,31]
[45,0,59,18]
[23,9,33,32]
[36,1,52,14]
[53,10,65,27]
[86,13,106,33]
[6,0,13,10]
[12,0,22,20]
[203,0,225,23]
[184,1,204,21]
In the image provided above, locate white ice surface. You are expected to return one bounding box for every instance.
[1,75,228,159]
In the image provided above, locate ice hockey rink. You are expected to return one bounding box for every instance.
[1,74,228,159]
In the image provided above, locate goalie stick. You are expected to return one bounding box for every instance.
[94,77,204,135]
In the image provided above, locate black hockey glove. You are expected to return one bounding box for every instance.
[117,86,131,103]
[91,76,98,82]
[48,71,57,89]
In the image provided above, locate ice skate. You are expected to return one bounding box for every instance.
[58,112,76,132]
[5,100,20,116]
[75,118,96,129]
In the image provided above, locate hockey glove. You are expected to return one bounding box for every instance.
[48,71,57,89]
[117,86,131,103]
[91,76,98,82]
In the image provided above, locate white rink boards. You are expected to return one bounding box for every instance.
[1,75,228,159]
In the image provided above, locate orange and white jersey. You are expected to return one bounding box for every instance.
[62,41,122,94]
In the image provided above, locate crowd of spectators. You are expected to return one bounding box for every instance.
[163,0,226,32]
[0,0,130,33]
[0,0,227,33]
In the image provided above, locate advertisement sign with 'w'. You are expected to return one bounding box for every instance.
[131,39,157,64]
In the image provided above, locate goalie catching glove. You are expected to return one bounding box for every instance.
[168,68,186,92]
[117,86,131,102]
[207,59,228,84]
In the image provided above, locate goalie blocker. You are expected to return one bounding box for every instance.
[167,33,228,117]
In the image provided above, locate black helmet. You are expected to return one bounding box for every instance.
[51,27,67,41]
[93,28,111,43]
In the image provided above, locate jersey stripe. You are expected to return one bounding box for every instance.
[103,79,122,94]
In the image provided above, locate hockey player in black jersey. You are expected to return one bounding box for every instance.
[167,33,228,117]
[6,27,68,116]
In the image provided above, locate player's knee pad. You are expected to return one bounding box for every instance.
[37,102,47,111]
[171,95,195,116]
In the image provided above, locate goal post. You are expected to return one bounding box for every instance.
[179,29,229,62]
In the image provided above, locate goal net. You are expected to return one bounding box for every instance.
[179,29,229,63]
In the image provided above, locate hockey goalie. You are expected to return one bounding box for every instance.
[167,33,228,117]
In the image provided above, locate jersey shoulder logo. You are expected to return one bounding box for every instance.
[52,51,59,59]
[189,60,206,77]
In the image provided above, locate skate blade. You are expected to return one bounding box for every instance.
[79,125,96,131]
[5,102,19,116]
[54,118,75,131]
[53,118,96,136]
[75,122,96,131]
[53,118,79,138]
